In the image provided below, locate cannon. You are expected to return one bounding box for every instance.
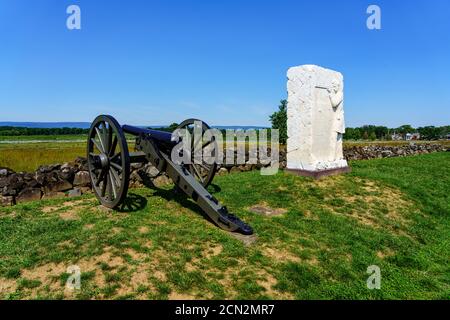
[87,115,253,235]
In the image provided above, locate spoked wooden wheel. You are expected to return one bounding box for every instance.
[87,115,130,209]
[176,119,217,188]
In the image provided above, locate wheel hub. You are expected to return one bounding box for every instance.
[99,153,110,168]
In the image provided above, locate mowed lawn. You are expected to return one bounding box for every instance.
[0,152,449,300]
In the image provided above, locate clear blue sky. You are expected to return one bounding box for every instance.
[0,0,449,127]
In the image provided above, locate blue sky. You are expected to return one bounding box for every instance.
[0,0,449,127]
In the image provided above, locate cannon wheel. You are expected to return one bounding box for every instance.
[177,119,217,188]
[87,115,130,209]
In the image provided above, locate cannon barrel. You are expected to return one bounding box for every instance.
[122,125,174,144]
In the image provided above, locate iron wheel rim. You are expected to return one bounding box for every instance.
[87,115,130,209]
[177,119,217,188]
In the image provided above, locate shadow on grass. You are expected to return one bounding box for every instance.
[137,176,226,228]
[117,193,148,213]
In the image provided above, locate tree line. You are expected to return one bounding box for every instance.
[270,100,450,143]
[0,126,89,136]
[344,125,450,141]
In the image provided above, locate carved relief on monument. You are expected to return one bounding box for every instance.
[286,65,349,175]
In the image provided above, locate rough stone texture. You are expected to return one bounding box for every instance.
[67,188,82,197]
[42,191,66,200]
[0,195,15,206]
[217,167,229,176]
[73,171,91,187]
[43,180,73,194]
[16,188,42,203]
[287,65,348,172]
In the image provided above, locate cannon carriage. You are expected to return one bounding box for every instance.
[87,115,252,235]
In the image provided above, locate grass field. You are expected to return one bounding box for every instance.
[0,152,449,300]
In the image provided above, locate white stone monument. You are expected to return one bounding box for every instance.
[286,64,350,178]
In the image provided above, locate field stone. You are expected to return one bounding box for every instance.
[42,191,66,200]
[73,171,91,187]
[153,175,171,187]
[0,195,15,206]
[43,180,73,194]
[217,167,229,176]
[79,187,92,194]
[229,167,241,174]
[16,188,42,203]
[67,188,82,198]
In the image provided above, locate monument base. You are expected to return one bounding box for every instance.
[285,166,351,179]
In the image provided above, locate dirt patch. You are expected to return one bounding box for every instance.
[204,244,223,258]
[138,226,149,234]
[256,270,293,299]
[153,270,167,281]
[169,292,196,300]
[376,248,395,259]
[0,278,18,295]
[263,246,301,264]
[83,224,94,230]
[124,248,147,261]
[248,202,287,216]
[59,209,80,221]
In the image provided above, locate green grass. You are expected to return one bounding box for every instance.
[0,152,449,300]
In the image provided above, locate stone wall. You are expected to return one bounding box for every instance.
[0,143,448,206]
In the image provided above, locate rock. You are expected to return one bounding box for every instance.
[73,171,91,187]
[67,188,82,197]
[58,166,75,182]
[0,177,8,188]
[217,167,229,176]
[131,162,144,170]
[229,167,241,174]
[0,195,15,206]
[16,188,42,203]
[43,180,73,194]
[153,175,171,187]
[0,167,14,176]
[144,165,161,177]
[74,157,89,171]
[42,192,66,200]
[79,187,92,194]
[37,164,61,174]
[130,170,143,183]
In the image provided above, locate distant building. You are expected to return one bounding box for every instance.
[391,133,403,141]
[406,133,420,141]
[391,132,421,141]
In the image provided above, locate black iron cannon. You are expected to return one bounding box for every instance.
[87,115,253,235]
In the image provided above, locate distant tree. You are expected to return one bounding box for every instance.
[417,126,441,140]
[369,132,377,140]
[269,100,288,144]
[168,123,179,132]
[362,131,369,140]
[396,125,415,138]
